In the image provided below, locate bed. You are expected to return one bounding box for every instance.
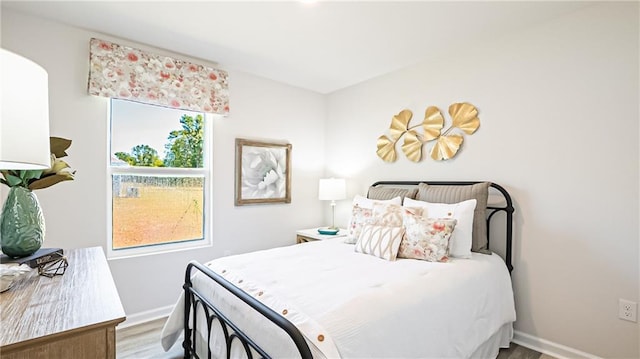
[161,181,516,359]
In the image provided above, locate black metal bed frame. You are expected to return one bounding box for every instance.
[182,181,515,359]
[183,261,313,359]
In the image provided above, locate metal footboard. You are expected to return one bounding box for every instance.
[183,261,313,359]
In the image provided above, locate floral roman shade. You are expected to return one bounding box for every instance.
[88,38,229,114]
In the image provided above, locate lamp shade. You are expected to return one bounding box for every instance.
[0,48,51,170]
[318,178,346,201]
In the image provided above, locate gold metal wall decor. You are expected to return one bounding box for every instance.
[376,102,480,162]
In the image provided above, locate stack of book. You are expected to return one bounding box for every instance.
[0,248,64,268]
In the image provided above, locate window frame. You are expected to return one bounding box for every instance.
[106,99,213,259]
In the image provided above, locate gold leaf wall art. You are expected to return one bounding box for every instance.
[376,109,412,162]
[401,130,422,162]
[449,102,480,135]
[430,134,463,161]
[376,102,480,162]
[423,106,444,140]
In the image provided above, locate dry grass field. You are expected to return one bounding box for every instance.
[112,186,204,249]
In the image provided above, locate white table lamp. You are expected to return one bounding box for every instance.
[0,48,51,170]
[319,178,346,230]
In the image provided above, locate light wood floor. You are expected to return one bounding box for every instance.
[116,317,555,359]
[116,318,183,359]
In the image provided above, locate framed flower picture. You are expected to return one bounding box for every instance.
[235,138,292,206]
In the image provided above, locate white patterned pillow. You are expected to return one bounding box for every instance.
[403,198,476,259]
[399,213,457,262]
[355,224,405,261]
[370,203,423,227]
[345,195,402,244]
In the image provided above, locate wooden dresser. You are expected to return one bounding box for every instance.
[0,247,126,358]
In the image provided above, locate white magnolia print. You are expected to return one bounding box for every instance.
[241,146,287,199]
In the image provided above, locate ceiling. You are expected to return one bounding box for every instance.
[3,1,592,94]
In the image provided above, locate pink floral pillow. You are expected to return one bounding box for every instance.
[347,205,373,243]
[370,203,423,227]
[345,196,402,244]
[398,213,457,262]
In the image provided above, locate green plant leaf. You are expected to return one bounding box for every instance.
[50,137,72,158]
[28,172,74,190]
[42,159,70,175]
[22,170,44,180]
[4,173,23,187]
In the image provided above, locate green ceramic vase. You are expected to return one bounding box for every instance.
[0,187,45,258]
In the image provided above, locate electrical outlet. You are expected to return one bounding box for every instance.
[618,299,637,322]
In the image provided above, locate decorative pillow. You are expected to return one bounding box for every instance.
[354,224,405,261]
[367,186,418,202]
[370,203,423,227]
[399,213,457,262]
[346,205,372,244]
[351,194,402,208]
[416,182,490,253]
[345,195,402,244]
[403,197,477,259]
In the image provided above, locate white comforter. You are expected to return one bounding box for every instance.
[161,238,516,358]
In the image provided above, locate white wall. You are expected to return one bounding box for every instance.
[1,9,326,317]
[326,3,639,358]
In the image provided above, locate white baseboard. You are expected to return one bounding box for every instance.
[117,305,173,330]
[513,330,602,359]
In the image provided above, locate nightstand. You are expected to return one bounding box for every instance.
[296,228,347,244]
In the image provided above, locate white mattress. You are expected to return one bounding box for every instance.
[162,238,516,358]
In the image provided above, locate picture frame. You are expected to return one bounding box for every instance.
[235,138,292,206]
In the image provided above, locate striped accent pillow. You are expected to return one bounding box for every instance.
[416,182,490,253]
[367,186,418,202]
[354,224,405,261]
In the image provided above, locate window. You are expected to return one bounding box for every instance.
[107,99,212,258]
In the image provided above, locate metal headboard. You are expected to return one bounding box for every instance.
[370,181,515,272]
